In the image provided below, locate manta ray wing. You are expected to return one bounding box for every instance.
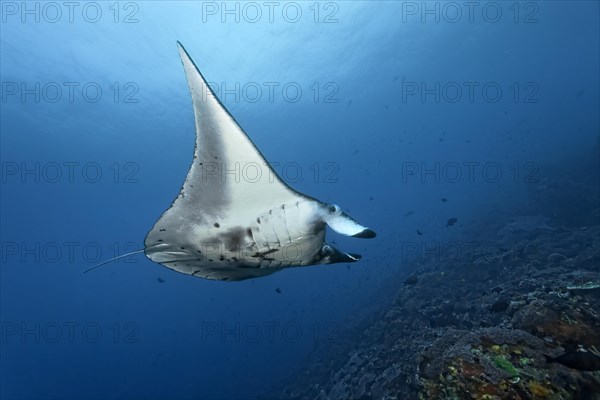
[144,42,375,281]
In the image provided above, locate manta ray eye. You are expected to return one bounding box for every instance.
[329,204,340,214]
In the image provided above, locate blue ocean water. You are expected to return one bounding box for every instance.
[1,1,598,399]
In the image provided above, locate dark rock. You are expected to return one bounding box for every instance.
[271,154,600,400]
[490,300,510,313]
[403,274,418,285]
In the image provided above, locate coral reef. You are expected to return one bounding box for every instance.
[273,156,600,400]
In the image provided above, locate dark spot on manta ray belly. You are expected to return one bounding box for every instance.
[221,227,248,252]
[214,223,220,228]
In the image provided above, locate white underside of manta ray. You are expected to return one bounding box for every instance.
[141,42,375,281]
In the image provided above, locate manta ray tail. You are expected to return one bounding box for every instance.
[83,249,145,274]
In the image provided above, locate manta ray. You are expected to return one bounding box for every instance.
[89,42,375,281]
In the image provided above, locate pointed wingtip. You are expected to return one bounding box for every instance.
[176,41,207,90]
[177,41,189,60]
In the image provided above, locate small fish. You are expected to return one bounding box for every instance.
[441,198,448,203]
[404,211,414,217]
[157,277,165,283]
[416,230,423,235]
[445,218,458,227]
[275,288,282,294]
[545,351,600,371]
